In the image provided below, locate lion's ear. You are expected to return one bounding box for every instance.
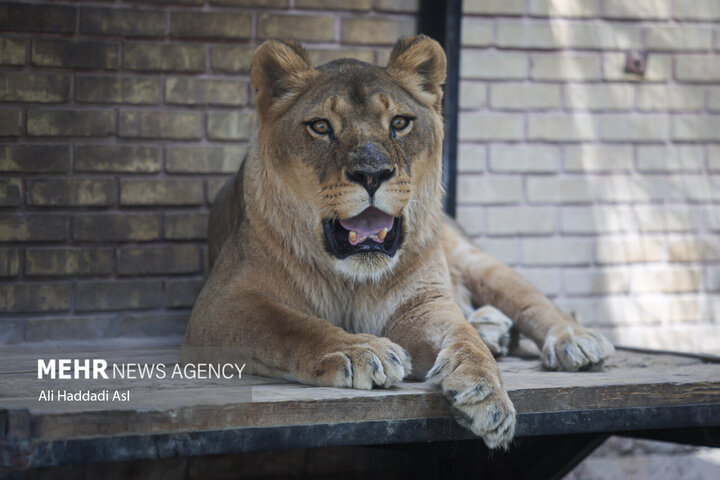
[386,35,447,110]
[250,39,316,118]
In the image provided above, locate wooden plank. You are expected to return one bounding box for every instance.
[1,343,719,445]
[6,406,720,470]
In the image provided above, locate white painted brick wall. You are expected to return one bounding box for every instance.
[463,0,525,16]
[460,51,527,79]
[565,84,634,111]
[489,144,560,172]
[644,25,714,51]
[560,206,632,234]
[490,83,562,110]
[563,145,633,172]
[603,0,671,20]
[636,85,705,112]
[709,89,720,110]
[668,237,720,262]
[458,81,487,109]
[457,174,523,204]
[708,146,720,171]
[527,113,598,141]
[636,145,704,173]
[531,53,603,80]
[674,0,720,20]
[458,112,524,140]
[528,0,601,18]
[675,55,720,81]
[458,1,720,355]
[485,206,558,236]
[600,114,670,141]
[526,176,594,203]
[461,18,493,47]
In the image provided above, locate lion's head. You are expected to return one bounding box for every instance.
[249,36,447,282]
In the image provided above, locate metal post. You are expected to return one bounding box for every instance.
[418,0,462,217]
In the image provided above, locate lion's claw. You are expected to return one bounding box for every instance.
[428,346,516,449]
[542,324,615,371]
[468,305,514,357]
[316,337,411,389]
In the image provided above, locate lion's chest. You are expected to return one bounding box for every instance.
[309,289,400,337]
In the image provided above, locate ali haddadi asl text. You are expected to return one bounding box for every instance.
[38,389,130,402]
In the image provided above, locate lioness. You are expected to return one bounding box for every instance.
[184,36,614,449]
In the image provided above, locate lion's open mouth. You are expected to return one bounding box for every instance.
[323,207,403,259]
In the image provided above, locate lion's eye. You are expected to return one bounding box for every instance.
[391,116,410,131]
[309,119,331,135]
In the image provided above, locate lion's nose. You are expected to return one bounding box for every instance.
[346,167,395,197]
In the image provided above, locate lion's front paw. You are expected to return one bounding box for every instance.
[542,324,615,371]
[468,305,513,357]
[314,336,411,390]
[427,346,516,449]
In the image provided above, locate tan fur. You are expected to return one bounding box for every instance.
[184,36,613,449]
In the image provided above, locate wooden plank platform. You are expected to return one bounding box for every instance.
[1,342,719,470]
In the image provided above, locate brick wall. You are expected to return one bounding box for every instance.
[457,0,720,354]
[3,0,719,354]
[0,0,417,343]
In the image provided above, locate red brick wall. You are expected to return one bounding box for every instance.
[0,0,417,343]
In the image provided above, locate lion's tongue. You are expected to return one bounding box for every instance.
[339,207,394,245]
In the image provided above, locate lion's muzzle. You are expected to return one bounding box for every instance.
[345,143,395,198]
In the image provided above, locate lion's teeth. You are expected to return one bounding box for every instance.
[348,231,377,245]
[377,228,388,241]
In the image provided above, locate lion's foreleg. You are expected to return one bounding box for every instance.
[443,224,614,371]
[385,293,516,449]
[184,290,411,389]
